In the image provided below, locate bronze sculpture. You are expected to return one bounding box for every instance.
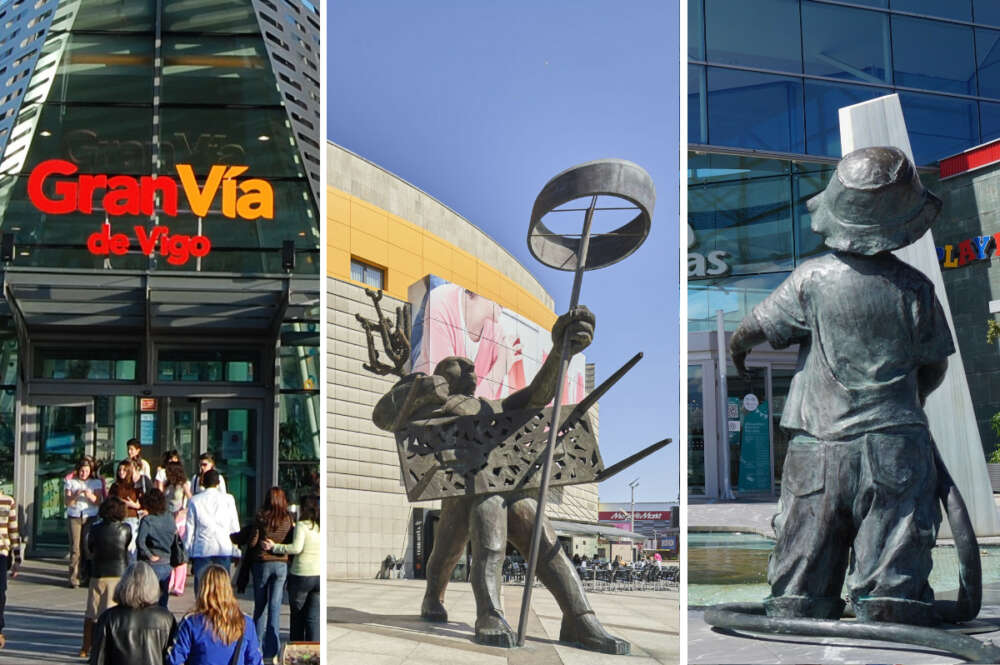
[709,146,997,662]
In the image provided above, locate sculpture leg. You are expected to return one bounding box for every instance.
[765,440,855,620]
[507,495,629,655]
[849,428,940,626]
[421,496,471,622]
[470,494,515,647]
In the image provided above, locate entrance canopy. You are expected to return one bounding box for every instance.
[550,519,645,542]
[1,268,319,337]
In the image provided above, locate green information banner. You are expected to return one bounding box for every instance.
[738,401,771,492]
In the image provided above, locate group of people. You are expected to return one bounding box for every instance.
[0,440,320,663]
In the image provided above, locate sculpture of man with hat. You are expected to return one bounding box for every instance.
[729,145,954,626]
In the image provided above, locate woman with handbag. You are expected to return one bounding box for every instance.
[136,489,176,607]
[167,564,262,665]
[164,460,192,596]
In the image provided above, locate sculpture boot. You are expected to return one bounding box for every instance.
[559,611,630,655]
[79,618,94,658]
[420,497,472,623]
[507,495,630,654]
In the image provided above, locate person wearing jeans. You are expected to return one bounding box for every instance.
[184,469,240,594]
[264,494,320,641]
[248,487,293,660]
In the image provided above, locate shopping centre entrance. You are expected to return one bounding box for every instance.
[0,268,319,555]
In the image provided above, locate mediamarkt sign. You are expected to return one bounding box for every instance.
[598,511,670,521]
[27,159,275,265]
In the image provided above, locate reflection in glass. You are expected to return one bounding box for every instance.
[689,64,707,144]
[891,0,971,22]
[159,107,303,178]
[705,0,801,73]
[794,167,835,263]
[688,272,789,333]
[975,0,1000,28]
[157,350,259,383]
[771,368,796,490]
[689,175,794,276]
[689,152,790,186]
[0,390,14,494]
[981,100,1000,143]
[35,347,137,380]
[689,0,705,60]
[278,393,319,500]
[162,0,260,33]
[162,37,283,106]
[802,2,890,84]
[67,0,155,31]
[45,34,154,104]
[804,80,890,157]
[688,365,705,495]
[24,104,154,174]
[899,91,979,165]
[706,68,804,154]
[977,29,1000,98]
[892,15,976,95]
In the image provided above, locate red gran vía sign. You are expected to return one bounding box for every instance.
[27,159,275,265]
[598,510,670,521]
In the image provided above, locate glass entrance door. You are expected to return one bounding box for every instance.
[201,399,260,521]
[166,398,199,482]
[34,400,93,548]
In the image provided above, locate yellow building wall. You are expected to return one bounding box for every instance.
[328,186,556,330]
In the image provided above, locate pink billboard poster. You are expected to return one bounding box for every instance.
[408,275,586,404]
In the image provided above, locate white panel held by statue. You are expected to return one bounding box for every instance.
[839,93,1000,537]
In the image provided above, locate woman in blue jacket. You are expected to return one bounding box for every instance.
[168,565,262,665]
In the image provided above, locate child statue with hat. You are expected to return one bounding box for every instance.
[729,145,954,626]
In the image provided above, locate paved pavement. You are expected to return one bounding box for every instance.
[328,578,678,665]
[688,496,1000,663]
[1,557,289,664]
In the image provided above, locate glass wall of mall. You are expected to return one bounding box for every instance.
[0,0,321,553]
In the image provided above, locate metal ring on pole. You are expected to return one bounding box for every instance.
[527,159,655,272]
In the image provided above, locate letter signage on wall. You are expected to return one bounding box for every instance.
[26,159,276,266]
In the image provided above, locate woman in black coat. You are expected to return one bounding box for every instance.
[90,561,177,665]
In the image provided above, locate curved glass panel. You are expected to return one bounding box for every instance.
[706,0,801,73]
[706,67,804,154]
[802,2,890,84]
[689,0,705,60]
[892,15,976,95]
[162,36,283,106]
[689,152,790,186]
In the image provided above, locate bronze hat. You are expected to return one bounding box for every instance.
[808,146,942,255]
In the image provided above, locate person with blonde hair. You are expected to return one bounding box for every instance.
[90,561,177,664]
[168,564,262,665]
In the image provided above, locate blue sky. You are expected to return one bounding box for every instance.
[328,0,681,503]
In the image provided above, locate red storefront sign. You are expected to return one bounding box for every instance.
[26,159,277,266]
[598,510,670,521]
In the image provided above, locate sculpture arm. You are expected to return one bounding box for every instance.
[918,357,948,405]
[729,316,767,378]
[502,306,594,412]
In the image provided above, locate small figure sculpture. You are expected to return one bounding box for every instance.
[728,146,953,626]
[371,305,629,653]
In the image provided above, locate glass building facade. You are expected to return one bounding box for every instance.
[0,0,320,550]
[688,0,989,496]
